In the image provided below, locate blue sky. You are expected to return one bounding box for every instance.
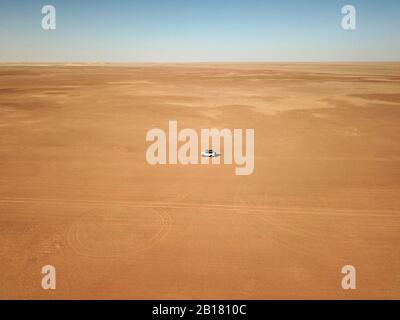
[0,0,399,62]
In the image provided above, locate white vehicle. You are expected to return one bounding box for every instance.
[201,149,218,157]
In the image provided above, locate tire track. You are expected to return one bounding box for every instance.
[66,207,171,258]
[1,197,399,218]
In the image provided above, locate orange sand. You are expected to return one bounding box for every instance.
[0,63,399,299]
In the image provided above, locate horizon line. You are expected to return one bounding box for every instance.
[1,60,400,65]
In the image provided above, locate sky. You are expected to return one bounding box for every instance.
[0,0,399,62]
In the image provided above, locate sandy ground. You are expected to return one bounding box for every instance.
[0,63,399,299]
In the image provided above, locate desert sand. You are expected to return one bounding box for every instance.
[0,63,399,299]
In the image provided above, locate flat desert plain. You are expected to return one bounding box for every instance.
[0,63,400,299]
